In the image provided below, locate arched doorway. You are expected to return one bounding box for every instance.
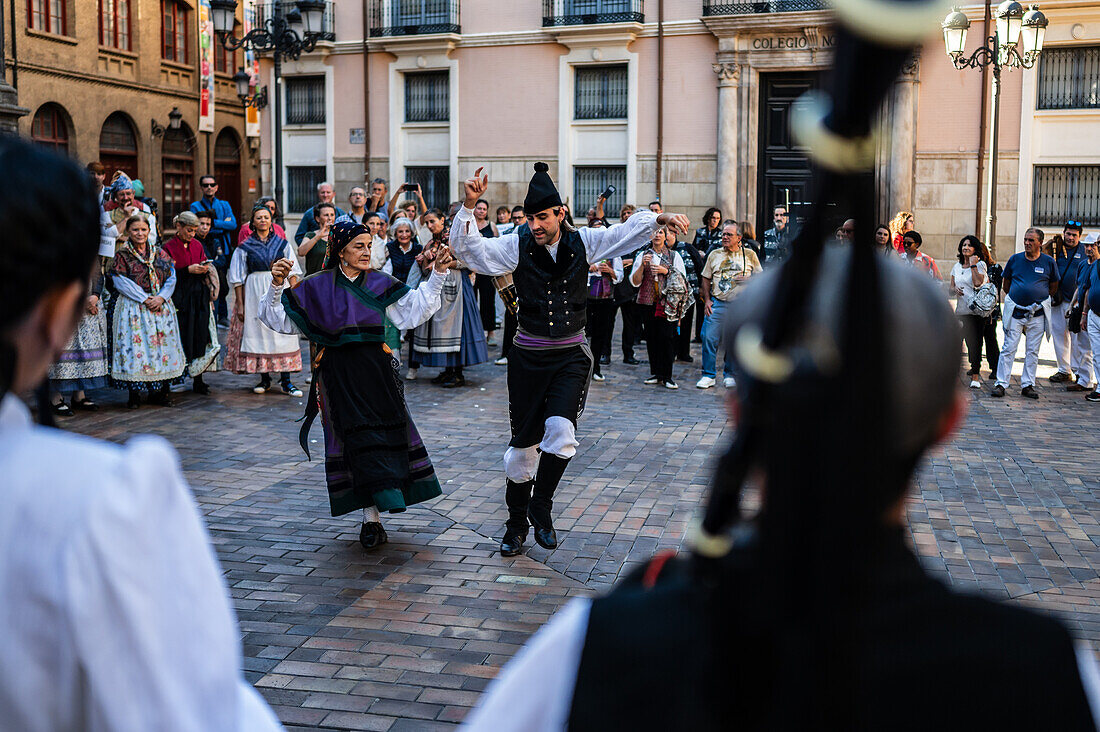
[213,127,243,225]
[99,111,139,181]
[31,103,71,154]
[161,123,196,224]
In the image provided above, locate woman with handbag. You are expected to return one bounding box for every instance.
[630,226,686,389]
[951,235,991,388]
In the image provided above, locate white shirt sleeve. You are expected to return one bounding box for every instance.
[157,267,176,300]
[385,269,446,330]
[629,250,647,287]
[460,598,591,732]
[112,274,151,303]
[382,258,393,275]
[227,248,248,287]
[672,251,687,278]
[258,282,300,335]
[448,206,521,276]
[579,211,661,264]
[1075,644,1100,728]
[62,437,282,731]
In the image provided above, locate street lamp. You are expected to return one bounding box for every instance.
[942,1,1047,258]
[212,0,329,214]
[233,67,268,110]
[151,106,184,137]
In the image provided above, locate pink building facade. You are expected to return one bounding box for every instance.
[257,0,1100,263]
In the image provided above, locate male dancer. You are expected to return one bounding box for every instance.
[450,163,689,556]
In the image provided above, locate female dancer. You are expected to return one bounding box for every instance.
[259,221,456,550]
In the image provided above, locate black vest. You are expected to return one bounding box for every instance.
[568,529,1095,731]
[385,240,421,284]
[513,224,589,338]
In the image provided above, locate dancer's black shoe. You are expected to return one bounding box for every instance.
[359,521,388,550]
[527,505,558,550]
[500,530,526,557]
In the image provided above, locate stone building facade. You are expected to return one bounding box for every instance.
[258,0,1100,265]
[5,0,257,227]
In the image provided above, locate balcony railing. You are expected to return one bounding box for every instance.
[543,0,644,27]
[703,0,827,14]
[257,1,335,42]
[369,0,460,37]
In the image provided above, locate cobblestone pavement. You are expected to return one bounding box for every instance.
[65,335,1100,730]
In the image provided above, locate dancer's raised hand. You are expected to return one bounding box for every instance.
[271,257,295,287]
[657,213,691,237]
[433,246,457,273]
[463,167,488,209]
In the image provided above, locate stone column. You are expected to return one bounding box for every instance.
[887,56,920,217]
[713,62,740,219]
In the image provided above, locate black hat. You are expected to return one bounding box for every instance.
[523,162,562,215]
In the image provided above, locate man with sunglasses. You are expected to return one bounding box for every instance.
[190,175,237,264]
[1051,220,1087,387]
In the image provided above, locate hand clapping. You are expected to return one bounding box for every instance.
[433,246,457,273]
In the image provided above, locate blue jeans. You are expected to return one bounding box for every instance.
[701,299,734,379]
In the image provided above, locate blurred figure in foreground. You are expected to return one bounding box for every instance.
[0,135,282,730]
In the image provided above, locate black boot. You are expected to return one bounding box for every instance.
[501,479,533,556]
[359,521,388,550]
[528,453,569,550]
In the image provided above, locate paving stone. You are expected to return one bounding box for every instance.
[64,340,1100,726]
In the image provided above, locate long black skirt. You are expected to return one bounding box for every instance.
[314,341,441,517]
[506,343,593,448]
[172,270,212,363]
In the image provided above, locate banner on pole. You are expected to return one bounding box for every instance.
[244,0,261,138]
[198,0,215,133]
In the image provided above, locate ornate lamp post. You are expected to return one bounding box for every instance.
[210,0,328,212]
[233,68,269,110]
[942,1,1047,257]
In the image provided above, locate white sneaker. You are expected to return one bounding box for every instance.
[644,375,659,385]
[663,379,679,390]
[969,380,981,389]
[494,357,508,366]
[723,377,737,388]
[696,376,716,389]
[305,375,312,384]
[592,373,604,382]
[405,368,418,381]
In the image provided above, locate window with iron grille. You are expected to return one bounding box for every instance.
[405,166,450,210]
[1033,166,1100,227]
[285,76,326,125]
[288,166,328,213]
[162,0,188,63]
[405,71,449,123]
[28,0,65,34]
[31,104,69,153]
[575,65,628,120]
[574,166,626,211]
[99,0,130,50]
[1038,46,1100,110]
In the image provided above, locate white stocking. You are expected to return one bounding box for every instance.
[363,506,381,524]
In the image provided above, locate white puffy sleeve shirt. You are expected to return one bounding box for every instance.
[0,395,283,732]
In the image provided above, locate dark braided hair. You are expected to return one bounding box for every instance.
[0,137,100,419]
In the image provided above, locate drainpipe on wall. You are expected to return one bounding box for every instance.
[975,0,991,237]
[9,0,18,89]
[655,0,664,201]
[362,0,370,183]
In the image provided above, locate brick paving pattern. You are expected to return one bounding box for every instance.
[65,338,1100,729]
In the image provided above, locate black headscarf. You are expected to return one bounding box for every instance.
[323,220,369,270]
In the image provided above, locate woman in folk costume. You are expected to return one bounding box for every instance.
[48,269,109,415]
[409,208,488,387]
[162,210,220,395]
[107,213,187,409]
[258,221,454,550]
[224,204,304,397]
